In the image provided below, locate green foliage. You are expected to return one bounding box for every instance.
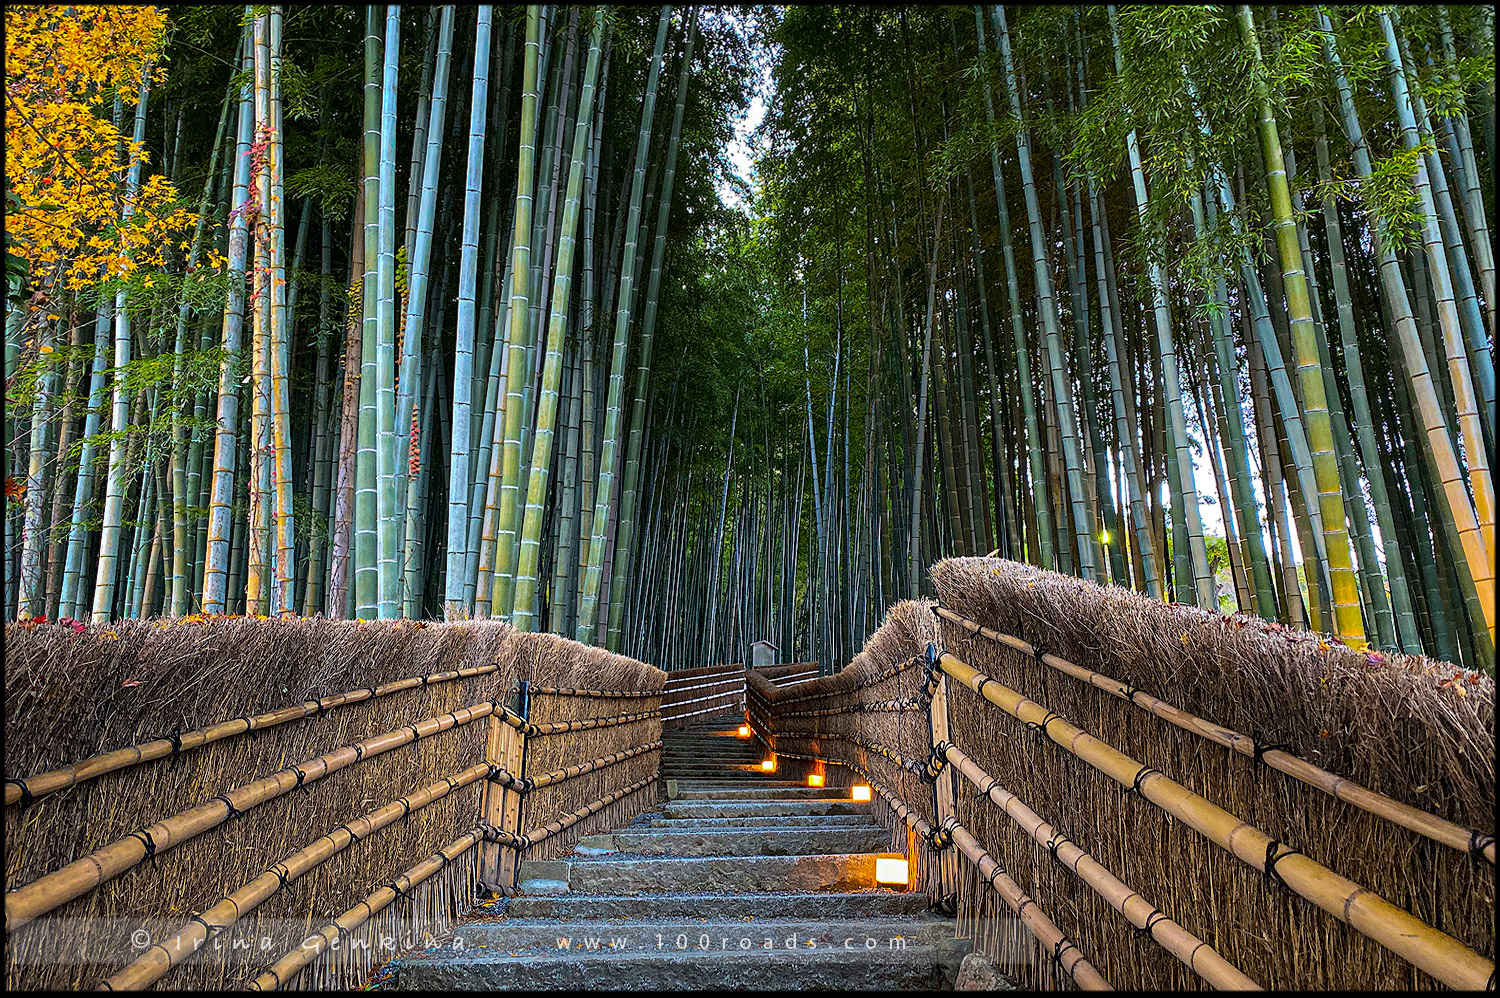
[287,163,356,221]
[1358,142,1430,256]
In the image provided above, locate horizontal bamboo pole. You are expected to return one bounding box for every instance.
[247,823,518,991]
[524,708,658,737]
[779,695,923,718]
[945,819,1113,991]
[779,729,925,776]
[662,679,745,701]
[934,606,1496,865]
[3,663,500,808]
[521,774,657,845]
[661,687,744,713]
[526,741,662,790]
[866,777,935,836]
[940,741,1259,990]
[528,685,660,698]
[99,763,492,990]
[937,651,1495,991]
[776,655,918,706]
[775,744,1110,992]
[663,696,744,720]
[4,700,500,934]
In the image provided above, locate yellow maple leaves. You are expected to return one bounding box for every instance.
[5,5,202,293]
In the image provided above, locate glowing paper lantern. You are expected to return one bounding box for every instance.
[807,774,825,788]
[851,785,872,802]
[737,725,751,737]
[761,758,775,771]
[875,854,910,887]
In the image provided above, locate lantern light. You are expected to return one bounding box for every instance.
[875,854,910,887]
[851,785,872,802]
[761,758,775,771]
[737,725,751,737]
[807,773,825,788]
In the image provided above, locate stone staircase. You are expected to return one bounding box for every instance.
[383,711,969,990]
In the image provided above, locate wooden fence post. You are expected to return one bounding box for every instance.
[479,681,528,891]
[928,666,958,899]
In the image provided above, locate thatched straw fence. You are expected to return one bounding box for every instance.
[748,557,1495,990]
[4,616,664,990]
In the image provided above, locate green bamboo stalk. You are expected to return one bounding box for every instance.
[202,25,255,615]
[1104,6,1212,605]
[1380,11,1495,602]
[574,5,672,641]
[91,62,155,623]
[397,4,455,616]
[608,7,698,648]
[514,13,605,632]
[1238,5,1365,644]
[371,4,401,617]
[353,5,381,619]
[488,4,545,620]
[995,6,1095,582]
[441,3,491,619]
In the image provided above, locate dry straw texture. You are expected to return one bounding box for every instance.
[4,616,664,990]
[928,556,1494,991]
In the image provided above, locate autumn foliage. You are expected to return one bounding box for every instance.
[4,5,199,295]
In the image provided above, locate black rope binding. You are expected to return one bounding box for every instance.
[129,829,158,862]
[1046,833,1073,867]
[1136,909,1170,939]
[292,766,310,794]
[922,742,951,784]
[1263,840,1302,890]
[190,914,222,939]
[163,727,184,768]
[1130,766,1159,799]
[975,775,1000,802]
[1468,830,1496,863]
[213,794,244,820]
[1251,730,1298,767]
[6,778,33,809]
[1051,938,1078,968]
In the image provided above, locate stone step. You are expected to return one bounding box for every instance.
[648,814,875,829]
[572,826,888,857]
[388,917,968,991]
[672,786,849,801]
[447,915,956,953]
[519,853,883,894]
[505,891,934,921]
[661,800,871,819]
[389,940,954,991]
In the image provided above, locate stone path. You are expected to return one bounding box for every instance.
[384,711,967,990]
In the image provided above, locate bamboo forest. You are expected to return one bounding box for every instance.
[4,3,1496,674]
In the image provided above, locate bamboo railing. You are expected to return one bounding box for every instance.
[4,623,666,991]
[746,576,1495,992]
[660,662,745,725]
[934,605,1497,866]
